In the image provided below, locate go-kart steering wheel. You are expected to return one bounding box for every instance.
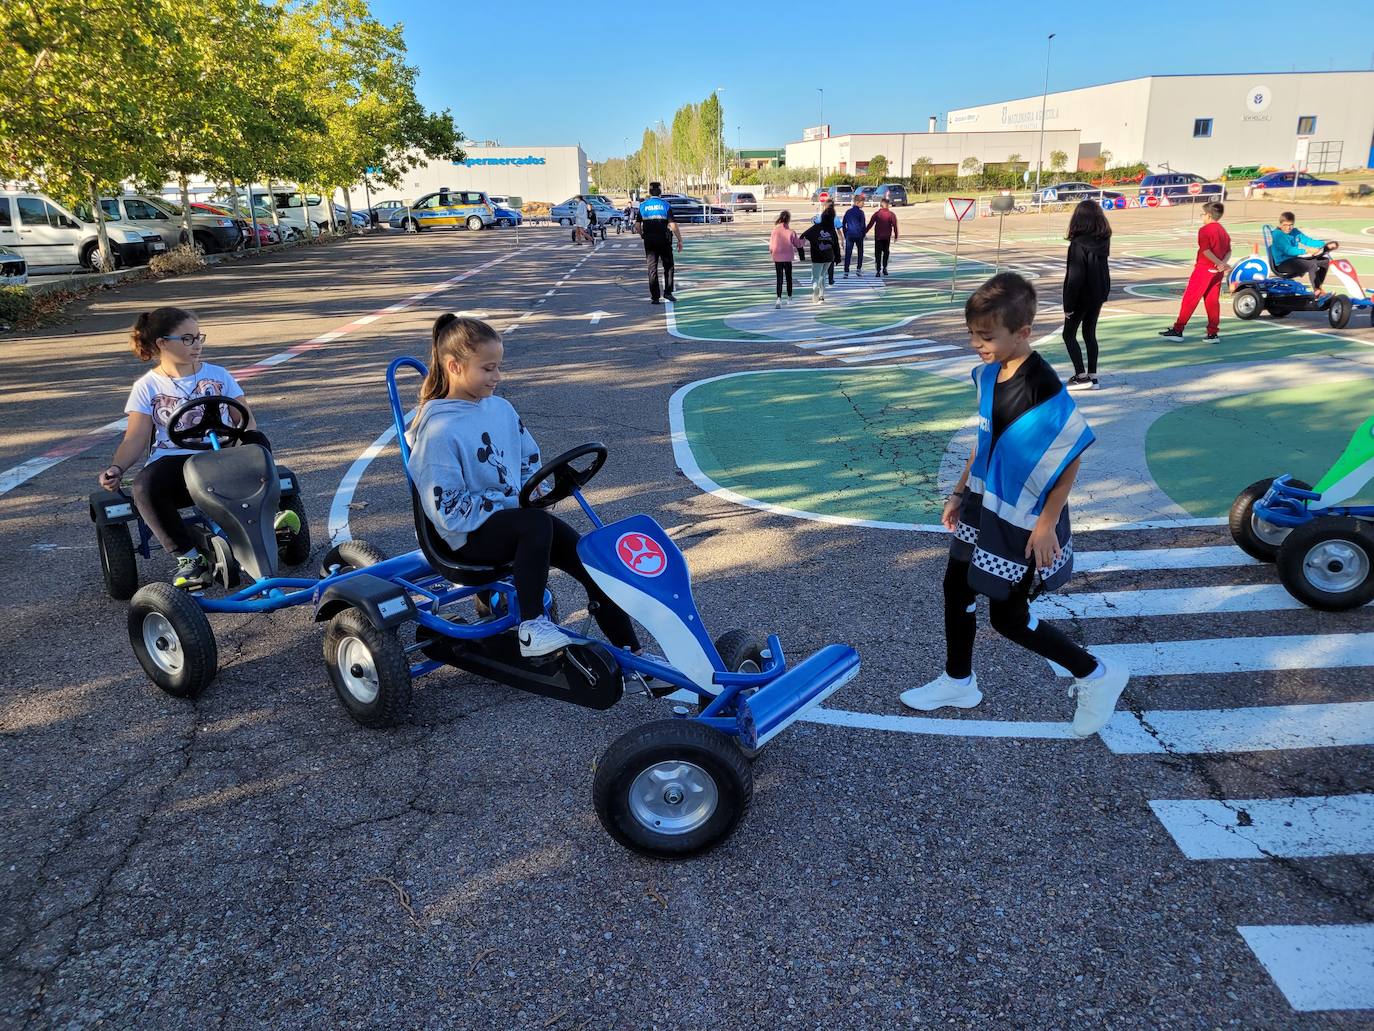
[519,443,608,509]
[165,395,253,451]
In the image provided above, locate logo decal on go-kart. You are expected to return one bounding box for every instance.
[616,532,667,577]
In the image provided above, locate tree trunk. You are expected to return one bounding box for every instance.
[234,177,259,249]
[264,179,282,231]
[342,188,355,233]
[299,183,316,239]
[178,174,194,251]
[88,180,114,272]
[324,188,338,235]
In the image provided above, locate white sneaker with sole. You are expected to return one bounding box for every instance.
[900,672,981,711]
[1070,660,1130,737]
[518,616,576,658]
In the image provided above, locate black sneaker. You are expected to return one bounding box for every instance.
[1159,327,1184,341]
[1067,373,1095,391]
[664,292,677,302]
[650,299,660,305]
[1204,333,1220,343]
[173,552,209,591]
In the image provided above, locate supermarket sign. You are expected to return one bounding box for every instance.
[456,156,546,167]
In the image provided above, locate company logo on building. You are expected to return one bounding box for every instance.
[1000,105,1059,126]
[456,156,546,166]
[1243,83,1273,122]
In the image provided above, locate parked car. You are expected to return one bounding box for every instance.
[190,202,273,245]
[1034,182,1125,204]
[871,184,909,206]
[489,202,522,227]
[85,194,242,254]
[0,190,163,270]
[241,189,332,235]
[720,190,758,212]
[488,194,521,211]
[333,204,370,229]
[853,186,879,203]
[550,195,625,228]
[0,245,27,286]
[1138,172,1226,204]
[811,184,855,205]
[367,199,408,226]
[664,196,733,224]
[387,189,495,232]
[1248,171,1340,191]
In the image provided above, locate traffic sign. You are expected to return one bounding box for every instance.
[944,197,976,222]
[1187,182,1203,196]
[1145,194,1160,208]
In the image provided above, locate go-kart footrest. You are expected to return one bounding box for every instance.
[430,632,624,710]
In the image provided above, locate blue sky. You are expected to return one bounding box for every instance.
[370,0,1374,160]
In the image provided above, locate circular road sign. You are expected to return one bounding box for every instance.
[1188,182,1203,196]
[1145,194,1160,208]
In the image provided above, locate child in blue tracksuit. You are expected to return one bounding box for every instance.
[841,198,868,277]
[1271,210,1337,293]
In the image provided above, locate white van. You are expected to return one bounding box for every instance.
[241,189,332,234]
[0,190,165,271]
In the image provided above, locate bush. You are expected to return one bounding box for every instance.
[0,287,34,330]
[149,244,207,277]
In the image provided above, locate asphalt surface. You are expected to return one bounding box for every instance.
[1,208,1372,1030]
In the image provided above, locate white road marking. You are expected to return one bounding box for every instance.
[1101,700,1374,754]
[1035,583,1360,620]
[797,333,930,349]
[327,411,412,545]
[1074,545,1259,572]
[816,338,938,356]
[836,344,959,364]
[256,352,296,368]
[1238,925,1374,1012]
[1149,794,1374,859]
[1049,633,1374,677]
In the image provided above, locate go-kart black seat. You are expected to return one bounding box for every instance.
[183,443,281,581]
[409,485,514,586]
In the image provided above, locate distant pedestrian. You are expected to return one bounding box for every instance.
[867,197,899,276]
[1272,210,1337,294]
[769,211,804,308]
[1061,200,1112,390]
[841,196,868,278]
[1160,201,1230,343]
[634,182,682,305]
[799,206,841,302]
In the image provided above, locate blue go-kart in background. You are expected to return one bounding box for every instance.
[1228,226,1374,329]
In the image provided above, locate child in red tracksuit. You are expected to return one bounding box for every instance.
[1160,201,1231,343]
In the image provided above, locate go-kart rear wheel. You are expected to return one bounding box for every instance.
[98,522,139,600]
[128,583,217,698]
[1232,288,1262,320]
[1228,477,1310,562]
[593,719,752,858]
[318,539,386,579]
[323,608,412,727]
[1327,294,1353,329]
[1277,518,1374,611]
[705,629,770,759]
[276,493,312,568]
[1266,306,1291,319]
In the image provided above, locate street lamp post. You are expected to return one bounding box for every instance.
[816,88,824,192]
[1034,33,1056,199]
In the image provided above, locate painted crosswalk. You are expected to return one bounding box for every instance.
[1149,794,1374,859]
[1102,700,1374,755]
[1237,926,1374,1012]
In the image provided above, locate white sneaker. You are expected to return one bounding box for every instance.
[899,672,982,711]
[775,298,782,308]
[1070,660,1130,737]
[518,616,576,658]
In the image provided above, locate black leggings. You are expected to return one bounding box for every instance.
[1275,255,1329,292]
[454,507,640,650]
[132,431,271,554]
[1062,302,1103,376]
[774,261,793,297]
[942,555,1097,679]
[874,238,891,274]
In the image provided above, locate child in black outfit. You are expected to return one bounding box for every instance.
[900,273,1129,737]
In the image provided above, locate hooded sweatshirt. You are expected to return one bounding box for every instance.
[407,395,541,550]
[769,223,803,262]
[799,220,840,263]
[1062,233,1112,311]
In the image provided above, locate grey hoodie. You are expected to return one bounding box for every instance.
[407,396,541,549]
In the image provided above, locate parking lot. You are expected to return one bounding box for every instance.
[2,203,1372,1029]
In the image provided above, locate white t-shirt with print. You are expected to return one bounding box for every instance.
[125,363,245,464]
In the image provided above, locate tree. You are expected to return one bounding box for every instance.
[1096,149,1114,172]
[1005,153,1022,165]
[960,157,982,176]
[867,154,889,180]
[1049,149,1068,172]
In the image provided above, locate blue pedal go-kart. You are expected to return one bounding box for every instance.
[1229,416,1374,611]
[1228,226,1374,328]
[90,396,312,599]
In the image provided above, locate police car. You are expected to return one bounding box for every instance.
[387,189,496,232]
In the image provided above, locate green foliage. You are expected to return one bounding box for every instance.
[960,157,982,175]
[867,154,889,180]
[1049,149,1069,172]
[623,93,726,191]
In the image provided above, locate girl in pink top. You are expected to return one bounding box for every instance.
[769,211,804,307]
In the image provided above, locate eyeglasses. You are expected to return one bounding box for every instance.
[160,333,207,346]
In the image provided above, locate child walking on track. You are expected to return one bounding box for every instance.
[799,205,840,302]
[1160,201,1230,343]
[1062,199,1112,389]
[769,211,803,307]
[900,273,1130,738]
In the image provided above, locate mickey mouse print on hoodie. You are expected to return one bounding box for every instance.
[407,395,541,550]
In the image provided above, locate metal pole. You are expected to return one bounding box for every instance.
[817,88,824,192]
[995,213,1004,272]
[951,217,962,299]
[1035,33,1055,197]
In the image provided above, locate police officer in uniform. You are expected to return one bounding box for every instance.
[634,182,682,304]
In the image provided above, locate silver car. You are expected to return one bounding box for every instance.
[0,245,27,286]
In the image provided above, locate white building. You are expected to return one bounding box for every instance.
[783,128,1081,180]
[947,71,1374,177]
[347,144,588,208]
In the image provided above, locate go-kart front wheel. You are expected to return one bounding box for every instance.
[98,522,139,599]
[1327,294,1353,329]
[276,494,312,568]
[128,583,218,698]
[323,608,412,727]
[1277,518,1374,611]
[593,719,752,858]
[318,539,386,579]
[1232,288,1262,320]
[1229,477,1310,562]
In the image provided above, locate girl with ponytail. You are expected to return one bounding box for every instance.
[407,314,642,659]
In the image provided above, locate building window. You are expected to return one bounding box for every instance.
[1192,118,1213,138]
[1296,115,1317,136]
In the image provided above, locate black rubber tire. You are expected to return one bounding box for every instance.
[1228,477,1310,562]
[1277,518,1374,611]
[323,608,412,727]
[1232,288,1262,320]
[79,240,105,271]
[318,539,386,579]
[707,629,770,759]
[128,582,218,698]
[1328,294,1353,329]
[593,718,752,858]
[276,493,312,568]
[1267,307,1291,319]
[192,230,217,254]
[98,522,139,599]
[465,215,484,231]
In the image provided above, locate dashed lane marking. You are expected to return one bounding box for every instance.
[1149,794,1374,860]
[1101,700,1374,755]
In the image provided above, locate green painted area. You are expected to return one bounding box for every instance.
[667,236,999,342]
[680,368,970,524]
[1088,313,1360,372]
[1147,377,1374,516]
